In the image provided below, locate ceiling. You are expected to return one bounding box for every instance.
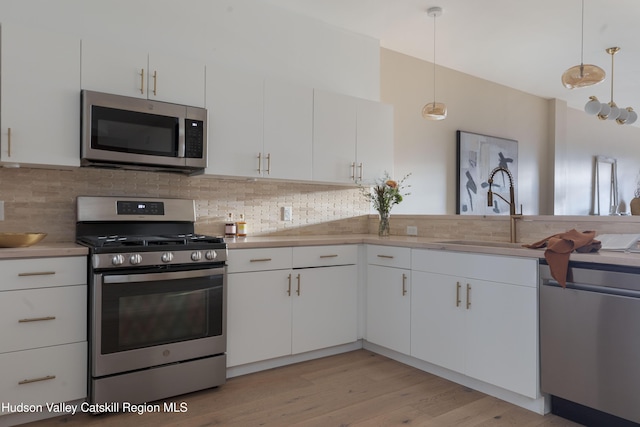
[262,0,640,114]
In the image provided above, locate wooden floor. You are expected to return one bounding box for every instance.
[24,350,582,427]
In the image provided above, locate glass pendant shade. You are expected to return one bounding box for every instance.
[584,96,602,115]
[422,102,447,120]
[561,64,606,89]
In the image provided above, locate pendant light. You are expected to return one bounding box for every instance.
[422,6,447,120]
[584,47,637,125]
[561,0,605,89]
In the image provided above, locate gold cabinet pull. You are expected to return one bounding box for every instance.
[358,162,364,181]
[257,152,262,173]
[319,254,338,258]
[466,284,471,309]
[456,282,461,307]
[19,316,56,323]
[377,254,394,259]
[287,274,292,296]
[350,162,356,180]
[152,70,158,96]
[266,153,271,175]
[18,271,56,277]
[296,273,301,296]
[7,127,11,157]
[402,273,407,296]
[249,258,272,263]
[140,68,145,94]
[19,375,56,385]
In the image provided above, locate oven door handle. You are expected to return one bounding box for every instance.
[102,267,226,284]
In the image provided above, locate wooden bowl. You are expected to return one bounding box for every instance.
[0,232,47,248]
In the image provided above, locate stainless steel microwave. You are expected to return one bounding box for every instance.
[81,90,207,175]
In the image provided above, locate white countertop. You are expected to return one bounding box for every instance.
[0,243,88,259]
[2,235,639,268]
[226,234,640,268]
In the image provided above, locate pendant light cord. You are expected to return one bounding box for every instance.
[579,0,584,67]
[610,49,615,103]
[432,12,437,105]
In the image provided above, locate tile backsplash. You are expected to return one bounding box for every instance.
[0,167,370,242]
[3,167,640,244]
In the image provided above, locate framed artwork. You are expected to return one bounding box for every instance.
[456,130,518,215]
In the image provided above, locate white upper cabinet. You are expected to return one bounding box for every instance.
[312,90,357,184]
[356,98,394,184]
[81,38,205,107]
[0,24,80,167]
[262,78,313,181]
[206,62,264,177]
[313,89,394,184]
[205,63,313,180]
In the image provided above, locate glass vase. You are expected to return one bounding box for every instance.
[378,212,390,237]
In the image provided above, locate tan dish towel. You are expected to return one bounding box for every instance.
[523,229,601,287]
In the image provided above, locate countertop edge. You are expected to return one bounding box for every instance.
[226,234,640,268]
[0,243,88,259]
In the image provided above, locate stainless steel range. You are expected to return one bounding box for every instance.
[76,196,227,406]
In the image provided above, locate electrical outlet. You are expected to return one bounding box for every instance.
[282,206,293,221]
[406,225,418,236]
[0,201,4,221]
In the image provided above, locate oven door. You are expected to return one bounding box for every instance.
[91,266,226,378]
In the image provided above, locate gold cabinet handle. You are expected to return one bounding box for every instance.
[377,254,394,259]
[19,375,56,385]
[19,316,56,323]
[287,274,292,296]
[7,127,11,157]
[249,258,272,262]
[18,271,56,277]
[402,273,407,296]
[456,282,461,307]
[358,162,363,181]
[466,284,471,309]
[140,68,145,94]
[350,162,356,180]
[257,152,262,173]
[296,273,301,296]
[319,254,338,259]
[266,153,271,175]
[152,70,158,96]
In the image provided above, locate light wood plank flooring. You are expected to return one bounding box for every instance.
[24,350,582,426]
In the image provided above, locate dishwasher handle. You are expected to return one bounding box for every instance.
[543,278,640,299]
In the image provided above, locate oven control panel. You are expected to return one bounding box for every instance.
[117,201,165,215]
[93,249,227,269]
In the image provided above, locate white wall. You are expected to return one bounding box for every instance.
[0,0,380,100]
[381,48,550,215]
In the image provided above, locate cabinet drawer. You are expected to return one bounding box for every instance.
[227,248,292,273]
[412,249,538,287]
[0,285,87,353]
[0,342,87,412]
[293,245,357,268]
[367,245,411,269]
[0,257,87,291]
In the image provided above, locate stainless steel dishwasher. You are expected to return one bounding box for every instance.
[540,260,640,426]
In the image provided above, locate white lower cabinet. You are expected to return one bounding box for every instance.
[366,265,411,355]
[227,246,358,367]
[0,256,88,416]
[410,249,539,399]
[365,245,412,355]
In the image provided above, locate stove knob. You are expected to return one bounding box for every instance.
[191,251,202,262]
[205,250,217,260]
[161,252,174,263]
[111,254,125,266]
[130,253,143,265]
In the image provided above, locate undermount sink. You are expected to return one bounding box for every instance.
[435,240,526,249]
